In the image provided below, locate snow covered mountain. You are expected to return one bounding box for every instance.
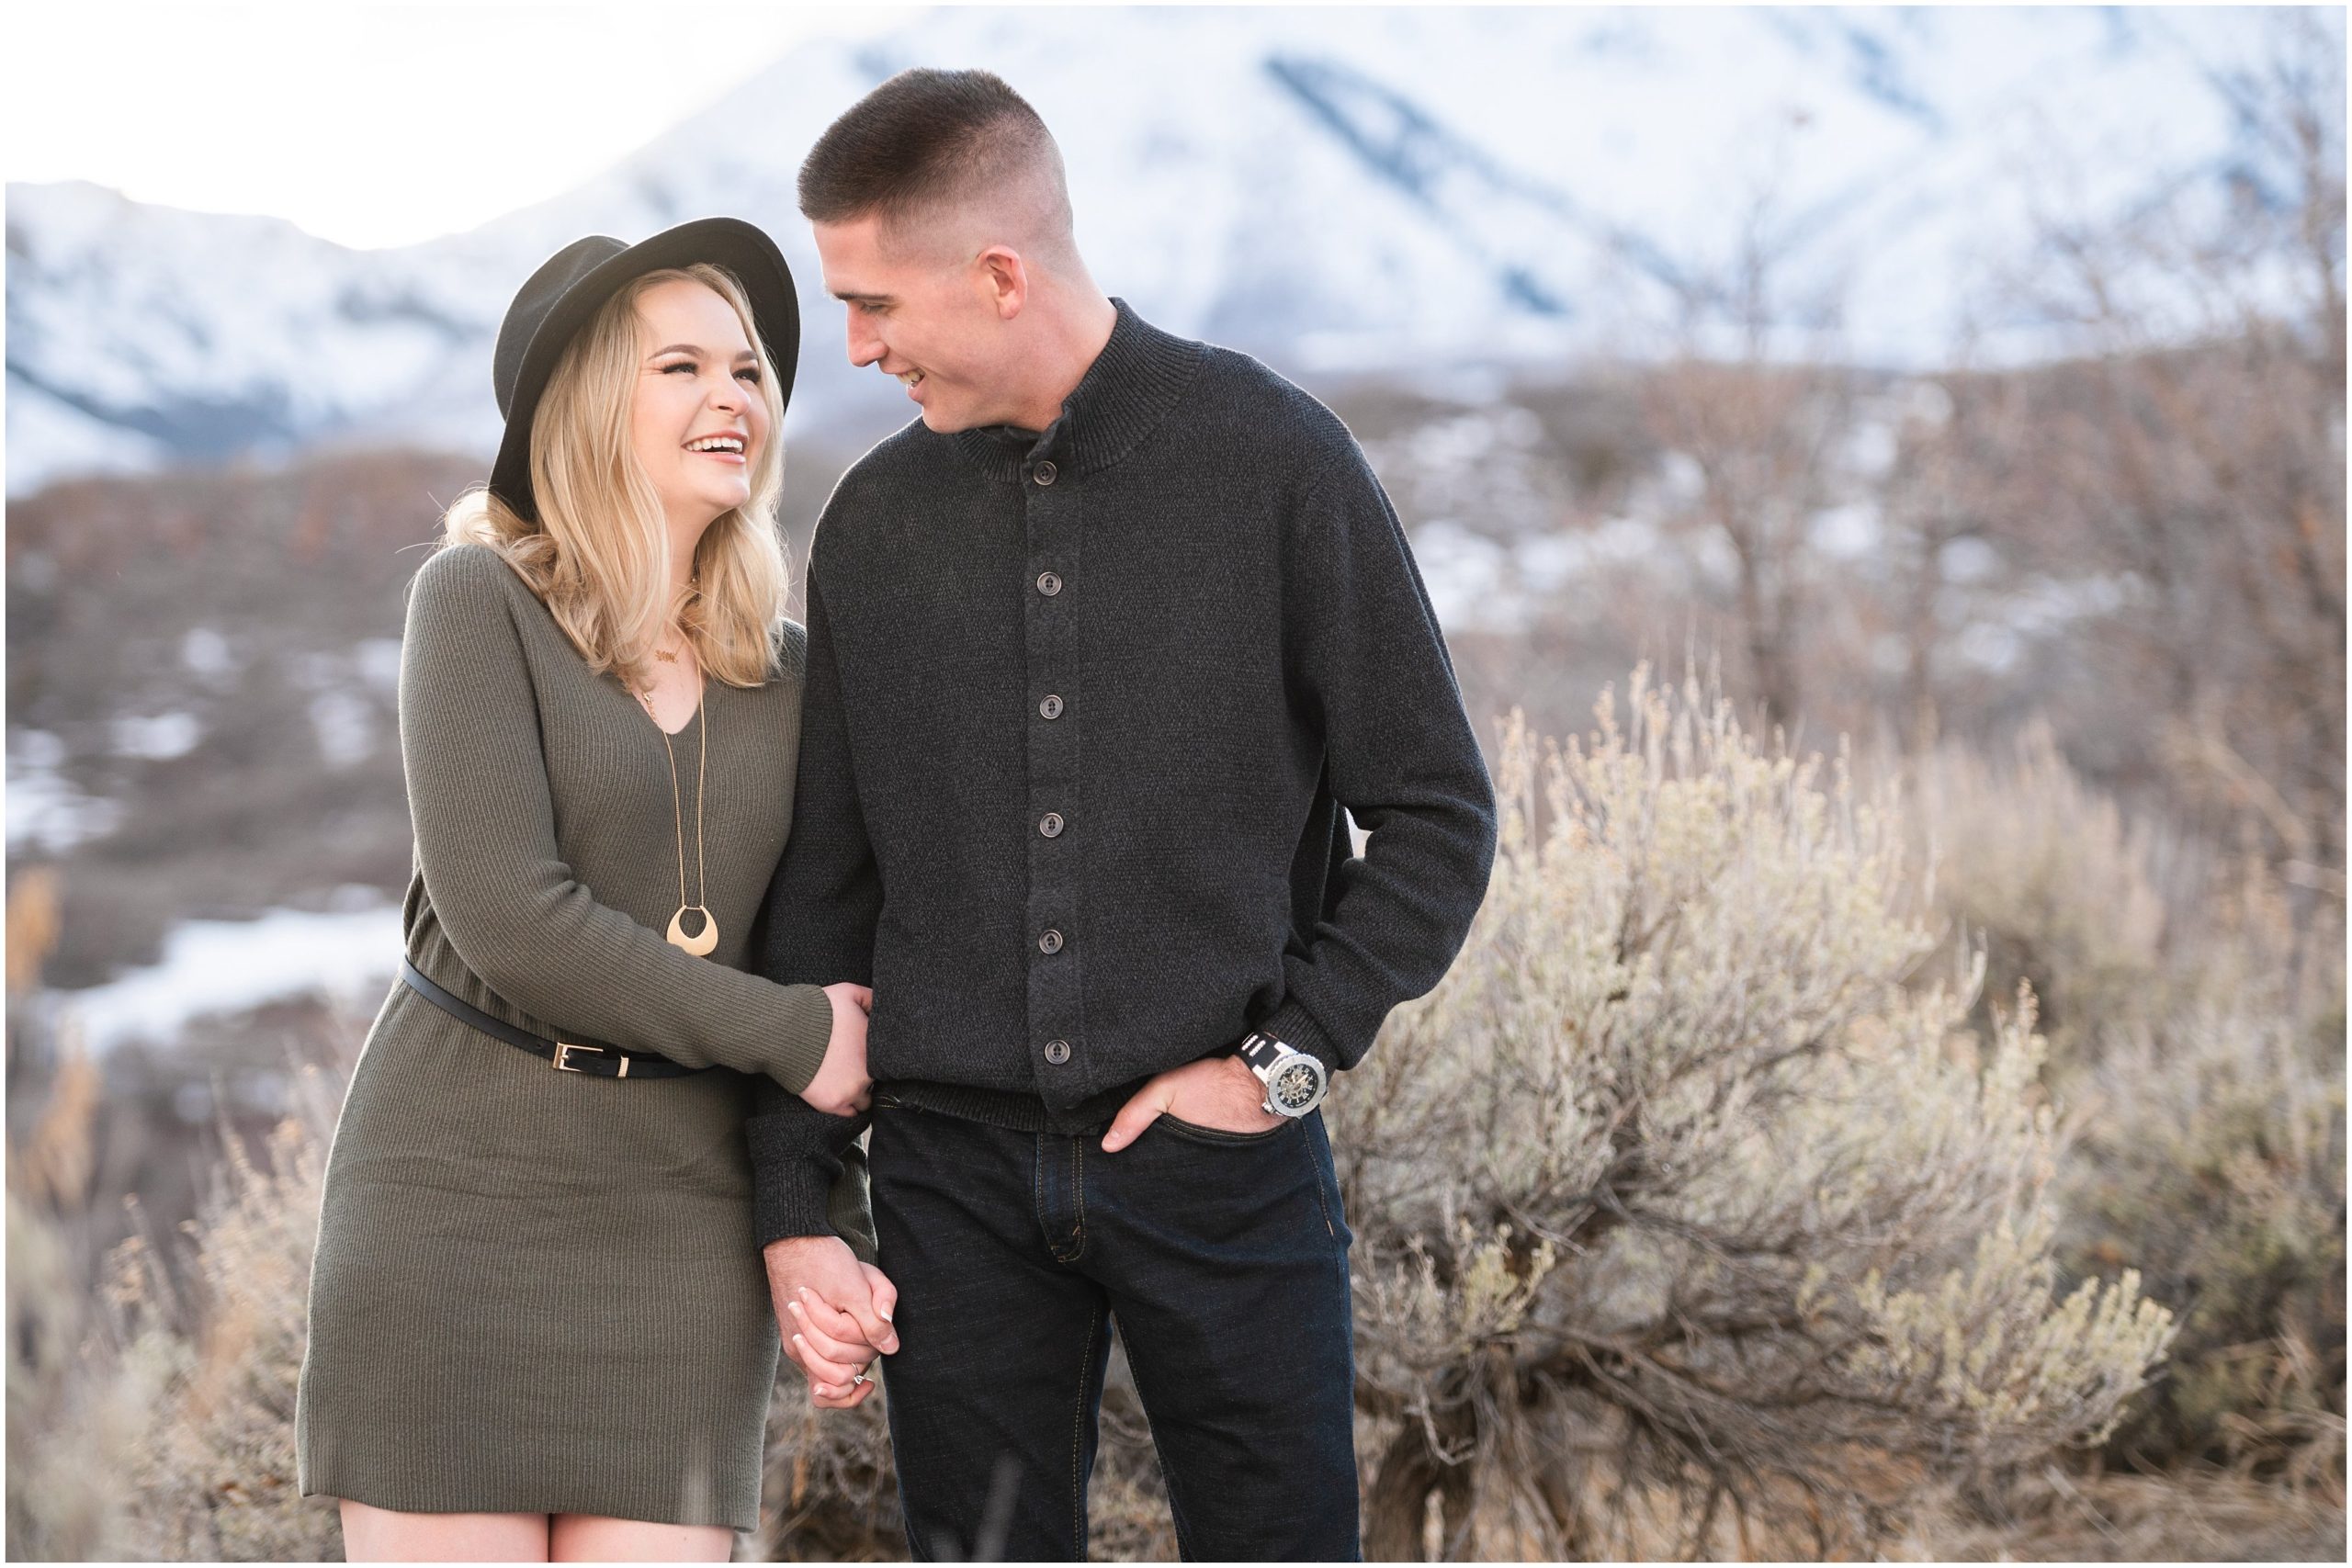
[5,5,2319,494]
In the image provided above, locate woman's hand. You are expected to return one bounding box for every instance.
[800,982,873,1117]
[766,1236,899,1409]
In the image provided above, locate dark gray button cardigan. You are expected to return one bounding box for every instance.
[746,299,1498,1247]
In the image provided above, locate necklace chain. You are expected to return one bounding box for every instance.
[634,636,712,953]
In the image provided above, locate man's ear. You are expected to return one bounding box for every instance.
[975,244,1028,320]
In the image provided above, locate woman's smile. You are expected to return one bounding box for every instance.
[685,430,748,464]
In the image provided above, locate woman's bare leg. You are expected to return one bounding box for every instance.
[338,1500,549,1562]
[549,1514,735,1562]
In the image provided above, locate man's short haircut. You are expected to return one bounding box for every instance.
[797,68,1073,253]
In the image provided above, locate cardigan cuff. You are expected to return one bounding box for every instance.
[751,1160,842,1250]
[1258,998,1351,1076]
[745,1108,864,1249]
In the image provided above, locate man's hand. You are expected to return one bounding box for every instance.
[1101,1052,1283,1152]
[800,983,874,1117]
[764,1235,899,1409]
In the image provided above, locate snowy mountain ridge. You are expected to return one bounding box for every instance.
[5,4,2312,494]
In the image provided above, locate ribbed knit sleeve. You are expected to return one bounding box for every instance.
[399,543,834,1088]
[1258,436,1499,1071]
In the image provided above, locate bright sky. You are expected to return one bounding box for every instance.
[0,2,915,249]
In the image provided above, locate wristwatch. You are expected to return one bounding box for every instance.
[1235,1031,1329,1118]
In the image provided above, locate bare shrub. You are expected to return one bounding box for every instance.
[85,1070,345,1562]
[754,1376,899,1560]
[7,1038,179,1562]
[1982,10,2346,884]
[749,1338,1179,1562]
[1336,663,2176,1558]
[1916,719,2179,1056]
[1918,715,2346,1483]
[2055,858,2346,1483]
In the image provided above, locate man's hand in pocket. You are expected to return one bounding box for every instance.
[1100,1053,1282,1151]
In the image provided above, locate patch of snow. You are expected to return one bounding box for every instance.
[6,731,123,852]
[1956,620,2022,672]
[1808,502,1883,558]
[1410,520,1513,632]
[310,690,374,768]
[353,637,403,689]
[1939,536,2002,582]
[14,729,67,769]
[1840,418,1899,479]
[56,901,406,1055]
[110,712,200,760]
[4,373,174,493]
[181,626,237,680]
[1657,451,1708,507]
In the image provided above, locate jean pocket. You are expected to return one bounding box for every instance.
[1154,1111,1294,1146]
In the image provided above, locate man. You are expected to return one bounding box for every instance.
[749,67,1496,1561]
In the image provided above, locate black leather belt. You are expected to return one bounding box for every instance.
[399,957,709,1079]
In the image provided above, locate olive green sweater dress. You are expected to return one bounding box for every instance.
[295,541,874,1532]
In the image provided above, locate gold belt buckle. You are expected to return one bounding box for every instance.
[554,1042,621,1076]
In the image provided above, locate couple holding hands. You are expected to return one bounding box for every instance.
[295,68,1495,1562]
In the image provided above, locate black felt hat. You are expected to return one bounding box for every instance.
[489,217,799,523]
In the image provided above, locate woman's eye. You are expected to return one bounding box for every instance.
[736,367,763,384]
[663,361,696,375]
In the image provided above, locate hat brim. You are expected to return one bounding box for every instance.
[489,217,799,524]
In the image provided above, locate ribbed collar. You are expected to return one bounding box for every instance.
[949,298,1205,481]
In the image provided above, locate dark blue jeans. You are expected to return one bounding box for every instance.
[865,1099,1362,1562]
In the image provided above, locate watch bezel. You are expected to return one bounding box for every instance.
[1242,1036,1329,1118]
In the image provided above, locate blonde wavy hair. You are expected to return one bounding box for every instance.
[439,263,791,691]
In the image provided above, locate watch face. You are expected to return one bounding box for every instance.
[1270,1057,1324,1112]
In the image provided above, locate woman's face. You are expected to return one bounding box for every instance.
[628,276,770,534]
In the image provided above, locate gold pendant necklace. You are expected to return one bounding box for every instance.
[636,646,717,956]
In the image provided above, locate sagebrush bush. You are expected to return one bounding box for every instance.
[1334,666,2176,1558]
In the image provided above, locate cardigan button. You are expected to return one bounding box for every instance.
[1036,570,1062,596]
[1044,1039,1072,1065]
[1037,929,1064,954]
[1039,694,1063,719]
[1033,460,1057,486]
[1040,812,1065,839]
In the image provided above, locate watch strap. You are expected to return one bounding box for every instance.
[1236,1030,1291,1075]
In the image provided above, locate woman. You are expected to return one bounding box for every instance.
[295,219,878,1562]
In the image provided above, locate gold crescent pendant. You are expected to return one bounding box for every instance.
[667,905,719,956]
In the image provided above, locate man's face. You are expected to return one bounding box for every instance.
[812,213,1017,434]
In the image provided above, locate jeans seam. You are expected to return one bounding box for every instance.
[1071,1306,1100,1559]
[1300,1124,1338,1241]
[1039,1134,1086,1266]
